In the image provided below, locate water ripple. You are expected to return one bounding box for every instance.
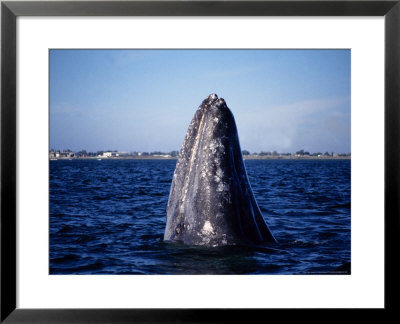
[50,159,350,275]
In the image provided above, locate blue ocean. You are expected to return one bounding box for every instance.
[49,159,351,275]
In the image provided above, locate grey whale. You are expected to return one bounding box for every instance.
[164,94,276,246]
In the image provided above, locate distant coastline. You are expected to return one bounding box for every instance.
[50,149,350,161]
[50,154,350,161]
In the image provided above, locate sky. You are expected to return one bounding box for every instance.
[50,49,351,154]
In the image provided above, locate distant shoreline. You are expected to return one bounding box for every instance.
[50,155,350,161]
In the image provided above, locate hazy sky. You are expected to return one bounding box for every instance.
[50,49,350,154]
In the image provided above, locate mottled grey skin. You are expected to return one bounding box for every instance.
[164,94,276,246]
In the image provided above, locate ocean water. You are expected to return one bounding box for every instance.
[49,159,351,275]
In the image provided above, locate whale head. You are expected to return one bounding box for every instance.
[164,94,276,246]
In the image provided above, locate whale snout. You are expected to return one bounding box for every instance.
[207,94,226,106]
[209,98,228,119]
[208,93,218,101]
[204,93,227,111]
[203,95,232,134]
[215,98,226,108]
[201,93,220,110]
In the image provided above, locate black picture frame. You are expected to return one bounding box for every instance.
[1,0,399,322]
